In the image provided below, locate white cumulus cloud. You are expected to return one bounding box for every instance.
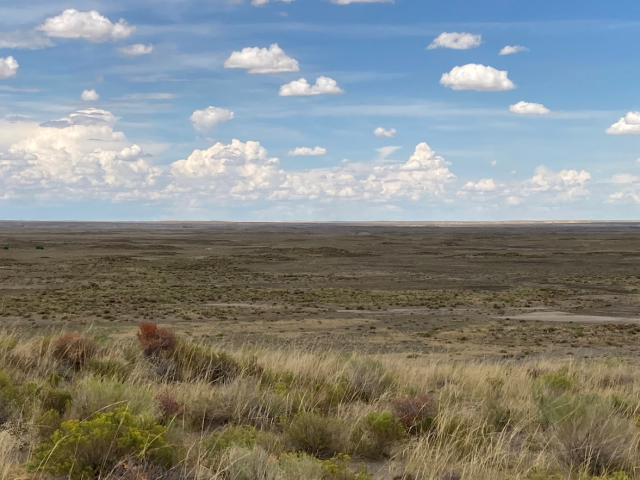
[37,9,135,43]
[279,77,344,96]
[499,45,529,55]
[520,166,591,202]
[120,44,153,55]
[0,57,19,79]
[81,89,100,101]
[224,44,299,74]
[168,140,282,201]
[461,178,498,192]
[440,64,515,91]
[190,107,234,133]
[374,127,397,138]
[288,146,327,156]
[274,142,456,201]
[606,112,640,135]
[428,32,481,50]
[0,109,160,201]
[509,101,551,115]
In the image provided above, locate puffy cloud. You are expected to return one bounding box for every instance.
[274,142,456,201]
[499,45,529,55]
[224,44,299,74]
[81,89,100,101]
[461,178,498,192]
[37,9,136,43]
[0,109,160,201]
[0,30,53,50]
[509,101,551,115]
[279,77,344,96]
[190,107,234,133]
[518,166,591,202]
[374,127,397,138]
[441,64,515,91]
[168,140,282,201]
[428,32,481,50]
[119,44,153,55]
[0,57,19,79]
[331,0,394,3]
[288,146,327,156]
[606,174,640,204]
[606,112,640,135]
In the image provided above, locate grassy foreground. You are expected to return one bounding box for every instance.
[0,324,639,480]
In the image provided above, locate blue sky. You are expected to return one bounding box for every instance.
[1,0,640,221]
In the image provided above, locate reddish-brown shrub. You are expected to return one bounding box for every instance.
[52,333,98,367]
[392,394,437,434]
[156,392,183,418]
[136,322,177,357]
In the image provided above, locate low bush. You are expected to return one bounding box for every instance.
[321,454,372,480]
[353,411,405,459]
[136,322,177,357]
[204,425,257,457]
[221,446,280,480]
[343,357,394,402]
[52,333,97,367]
[392,394,437,435]
[30,408,173,480]
[85,358,133,381]
[70,375,157,420]
[279,452,325,480]
[285,411,345,457]
[549,396,638,476]
[40,388,72,415]
[172,341,240,384]
[156,392,183,419]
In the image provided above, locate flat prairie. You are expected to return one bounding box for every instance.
[1,221,640,360]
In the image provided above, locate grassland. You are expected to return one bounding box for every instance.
[1,221,640,479]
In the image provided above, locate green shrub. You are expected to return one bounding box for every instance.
[543,394,638,476]
[172,341,240,384]
[204,425,257,456]
[322,454,372,480]
[533,373,578,427]
[343,357,394,402]
[285,411,345,457]
[279,452,324,480]
[30,408,173,480]
[278,453,372,480]
[85,358,132,381]
[40,388,72,415]
[353,411,405,459]
[222,446,280,480]
[70,375,157,420]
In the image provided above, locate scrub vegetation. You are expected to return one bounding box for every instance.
[0,325,639,479]
[1,222,640,478]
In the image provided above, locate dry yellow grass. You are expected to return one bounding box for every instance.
[0,327,639,480]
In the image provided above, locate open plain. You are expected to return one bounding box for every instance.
[2,222,640,480]
[1,221,640,360]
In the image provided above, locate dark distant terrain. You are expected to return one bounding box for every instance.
[1,221,640,360]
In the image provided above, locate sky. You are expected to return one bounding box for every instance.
[1,0,640,221]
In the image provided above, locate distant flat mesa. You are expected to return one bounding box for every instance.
[503,311,640,324]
